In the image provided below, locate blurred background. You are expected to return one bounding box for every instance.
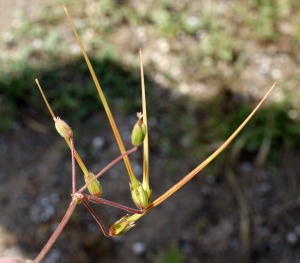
[1,0,300,262]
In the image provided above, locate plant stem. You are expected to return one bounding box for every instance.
[77,146,137,194]
[34,197,78,263]
[63,6,139,186]
[126,83,276,223]
[64,138,89,175]
[35,79,55,119]
[139,49,150,191]
[70,138,76,194]
[82,193,144,214]
[82,200,110,237]
[36,78,89,176]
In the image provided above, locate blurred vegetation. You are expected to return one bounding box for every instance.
[155,246,185,263]
[1,0,300,150]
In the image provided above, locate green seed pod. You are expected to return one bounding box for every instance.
[84,172,102,197]
[54,117,73,139]
[109,215,135,237]
[130,182,149,209]
[131,112,147,147]
[143,184,152,203]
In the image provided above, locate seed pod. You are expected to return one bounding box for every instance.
[131,112,147,147]
[130,182,149,209]
[54,117,73,139]
[143,184,152,203]
[84,172,102,197]
[109,214,135,237]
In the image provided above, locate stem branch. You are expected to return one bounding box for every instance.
[82,193,144,214]
[78,146,137,193]
[34,197,78,263]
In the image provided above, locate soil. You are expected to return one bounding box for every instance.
[2,92,300,263]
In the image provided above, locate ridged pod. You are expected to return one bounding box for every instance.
[130,182,149,209]
[131,112,146,147]
[54,117,73,139]
[84,172,102,197]
[109,215,135,237]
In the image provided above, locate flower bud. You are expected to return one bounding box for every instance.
[109,214,135,237]
[54,117,73,139]
[130,182,149,209]
[131,112,146,147]
[84,172,102,197]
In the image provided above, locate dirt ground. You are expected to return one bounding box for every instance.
[2,1,300,263]
[1,87,300,263]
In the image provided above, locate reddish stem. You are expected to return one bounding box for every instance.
[78,146,137,194]
[82,193,144,214]
[34,197,78,263]
[82,200,110,237]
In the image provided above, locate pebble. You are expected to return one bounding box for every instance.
[241,162,252,172]
[45,248,61,263]
[132,242,145,255]
[132,161,143,177]
[286,231,298,245]
[92,136,105,150]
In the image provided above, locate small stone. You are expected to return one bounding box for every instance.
[187,16,198,27]
[132,242,145,255]
[46,248,61,263]
[3,32,13,43]
[286,231,298,245]
[12,19,21,28]
[92,136,105,150]
[33,38,43,49]
[241,162,252,172]
[132,161,143,177]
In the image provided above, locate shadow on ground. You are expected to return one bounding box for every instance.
[1,57,300,263]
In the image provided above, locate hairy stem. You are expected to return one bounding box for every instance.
[82,200,110,237]
[82,194,144,214]
[64,138,89,175]
[70,138,76,194]
[78,146,137,194]
[34,197,78,263]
